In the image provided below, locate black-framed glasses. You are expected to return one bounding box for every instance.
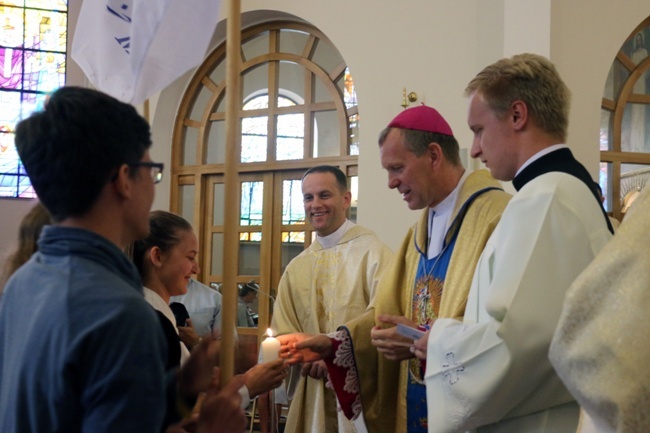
[129,161,164,184]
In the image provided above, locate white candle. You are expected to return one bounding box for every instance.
[261,328,280,363]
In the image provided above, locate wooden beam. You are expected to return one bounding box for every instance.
[220,0,241,385]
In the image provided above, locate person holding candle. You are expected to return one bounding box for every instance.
[132,210,288,405]
[271,165,394,433]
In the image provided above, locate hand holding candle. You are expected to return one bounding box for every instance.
[261,328,280,362]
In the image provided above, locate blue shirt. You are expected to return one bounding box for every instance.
[0,226,168,433]
[170,279,223,336]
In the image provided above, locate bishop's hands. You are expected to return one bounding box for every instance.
[278,333,333,364]
[371,314,420,361]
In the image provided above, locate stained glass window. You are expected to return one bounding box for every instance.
[0,0,67,198]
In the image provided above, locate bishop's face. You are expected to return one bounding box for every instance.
[380,128,438,210]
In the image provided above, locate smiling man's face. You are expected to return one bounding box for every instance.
[302,171,351,237]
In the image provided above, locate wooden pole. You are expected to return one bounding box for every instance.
[220,0,241,385]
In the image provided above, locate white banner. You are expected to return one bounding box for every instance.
[72,0,221,104]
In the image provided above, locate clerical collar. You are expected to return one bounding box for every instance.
[317,219,355,249]
[515,144,567,178]
[511,146,615,234]
[427,170,469,259]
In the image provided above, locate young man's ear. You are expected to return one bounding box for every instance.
[112,164,133,199]
[511,100,528,131]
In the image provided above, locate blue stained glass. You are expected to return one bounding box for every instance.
[17,173,35,197]
[0,0,66,198]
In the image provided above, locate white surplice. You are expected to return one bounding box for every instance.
[424,172,612,433]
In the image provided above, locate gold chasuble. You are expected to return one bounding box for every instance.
[550,187,650,433]
[343,170,510,433]
[272,225,393,433]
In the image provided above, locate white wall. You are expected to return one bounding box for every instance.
[550,0,650,175]
[1,0,649,255]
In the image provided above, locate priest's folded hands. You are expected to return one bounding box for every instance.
[277,333,333,364]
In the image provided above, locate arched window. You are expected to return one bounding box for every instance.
[600,16,650,219]
[171,21,359,336]
[241,93,305,162]
[0,1,67,198]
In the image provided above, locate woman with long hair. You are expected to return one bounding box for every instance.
[0,202,52,292]
[132,210,199,367]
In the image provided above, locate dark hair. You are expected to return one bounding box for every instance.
[302,165,348,192]
[132,211,193,281]
[0,202,52,292]
[378,127,461,166]
[239,280,258,298]
[14,86,152,222]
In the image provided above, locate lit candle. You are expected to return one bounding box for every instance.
[261,328,280,363]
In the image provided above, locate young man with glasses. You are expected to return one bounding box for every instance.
[0,87,246,433]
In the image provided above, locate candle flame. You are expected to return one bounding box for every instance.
[267,328,273,337]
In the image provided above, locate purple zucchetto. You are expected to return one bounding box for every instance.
[387,105,454,136]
